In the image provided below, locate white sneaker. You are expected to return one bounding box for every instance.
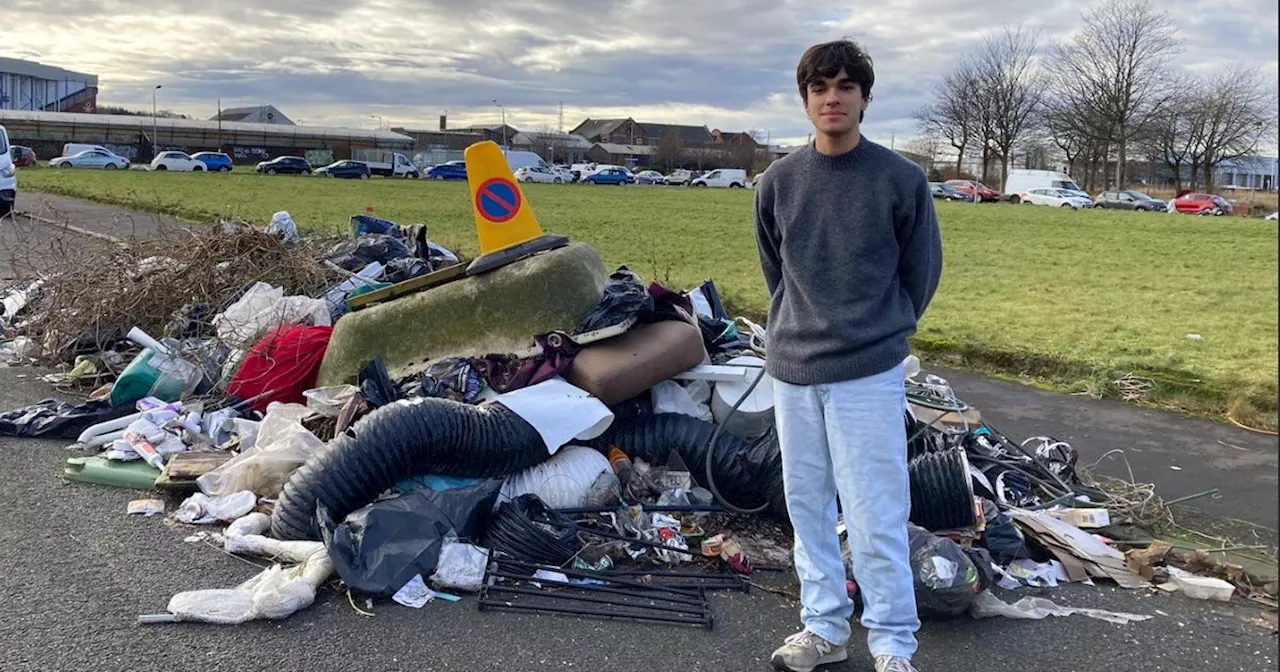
[875,655,919,672]
[770,629,848,672]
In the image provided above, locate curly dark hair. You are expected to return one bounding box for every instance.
[797,39,875,121]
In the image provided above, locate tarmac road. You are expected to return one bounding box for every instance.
[0,370,1275,672]
[0,194,1276,671]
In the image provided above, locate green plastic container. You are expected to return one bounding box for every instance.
[109,348,192,407]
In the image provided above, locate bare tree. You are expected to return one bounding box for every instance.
[1194,66,1277,191]
[914,61,983,177]
[1050,0,1180,188]
[971,26,1046,190]
[652,132,685,171]
[903,133,944,176]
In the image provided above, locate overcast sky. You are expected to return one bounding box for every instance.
[6,0,1278,147]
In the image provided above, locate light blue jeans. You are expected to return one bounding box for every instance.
[774,362,919,658]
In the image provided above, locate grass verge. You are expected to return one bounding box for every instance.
[18,169,1280,430]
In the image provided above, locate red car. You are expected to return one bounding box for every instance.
[9,145,37,168]
[1173,192,1232,216]
[944,179,1001,202]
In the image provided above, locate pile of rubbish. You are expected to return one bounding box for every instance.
[0,206,1253,631]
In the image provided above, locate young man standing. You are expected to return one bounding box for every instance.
[754,39,943,672]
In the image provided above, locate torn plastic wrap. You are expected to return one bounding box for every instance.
[324,234,415,272]
[908,524,984,617]
[319,479,503,599]
[575,267,654,333]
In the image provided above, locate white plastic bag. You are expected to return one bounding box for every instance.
[213,282,330,349]
[429,541,490,593]
[499,445,613,509]
[302,384,359,418]
[266,211,300,246]
[176,490,258,524]
[651,380,712,421]
[196,403,325,498]
[165,556,332,624]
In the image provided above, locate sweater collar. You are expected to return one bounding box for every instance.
[804,137,871,169]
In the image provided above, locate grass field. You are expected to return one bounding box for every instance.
[17,169,1280,429]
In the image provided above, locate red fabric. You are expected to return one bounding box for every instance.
[227,325,334,413]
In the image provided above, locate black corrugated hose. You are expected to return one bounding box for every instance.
[907,449,978,531]
[271,396,551,541]
[482,494,581,565]
[585,412,790,525]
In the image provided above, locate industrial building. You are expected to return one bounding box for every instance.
[0,110,412,164]
[0,57,98,113]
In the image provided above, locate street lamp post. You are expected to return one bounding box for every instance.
[368,114,384,130]
[492,99,507,148]
[152,85,162,159]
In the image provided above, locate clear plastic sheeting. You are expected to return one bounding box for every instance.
[429,540,490,593]
[212,282,331,349]
[196,403,325,498]
[970,590,1152,625]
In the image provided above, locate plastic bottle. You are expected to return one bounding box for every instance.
[607,445,633,487]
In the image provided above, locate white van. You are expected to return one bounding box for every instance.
[0,125,15,219]
[503,150,551,172]
[691,168,747,188]
[1004,169,1083,202]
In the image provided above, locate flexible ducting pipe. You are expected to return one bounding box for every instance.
[584,413,790,525]
[271,397,549,540]
[907,449,978,531]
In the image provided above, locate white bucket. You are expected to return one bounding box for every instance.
[711,356,775,438]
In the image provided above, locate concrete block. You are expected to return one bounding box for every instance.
[317,243,609,386]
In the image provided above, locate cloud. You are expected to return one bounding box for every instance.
[6,0,1277,146]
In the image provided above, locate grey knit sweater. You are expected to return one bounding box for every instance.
[753,140,943,385]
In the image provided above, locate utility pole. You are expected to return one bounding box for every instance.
[152,84,162,158]
[492,99,506,148]
[558,101,564,133]
[217,98,222,151]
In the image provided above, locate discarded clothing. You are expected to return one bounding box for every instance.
[472,332,581,394]
[227,325,334,414]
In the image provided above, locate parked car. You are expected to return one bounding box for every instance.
[930,182,972,202]
[61,144,129,166]
[49,150,129,170]
[255,156,312,175]
[633,170,664,185]
[945,179,1001,202]
[1004,169,1083,202]
[426,161,467,180]
[0,126,14,219]
[191,152,233,172]
[1093,190,1166,211]
[150,151,206,172]
[1017,187,1095,209]
[551,165,575,182]
[691,168,747,188]
[513,165,562,183]
[9,145,37,168]
[1173,192,1232,216]
[1266,211,1278,221]
[663,169,693,186]
[315,160,371,179]
[580,167,632,185]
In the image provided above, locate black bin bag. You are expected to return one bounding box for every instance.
[319,479,503,599]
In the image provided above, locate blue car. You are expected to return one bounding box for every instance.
[316,160,371,179]
[426,160,467,180]
[581,167,631,185]
[191,151,233,172]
